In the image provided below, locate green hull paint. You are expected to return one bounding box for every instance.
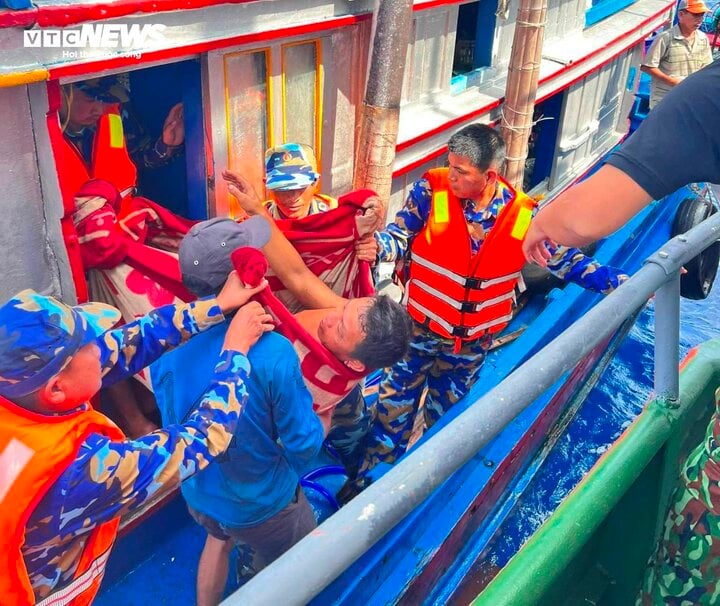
[471,338,720,606]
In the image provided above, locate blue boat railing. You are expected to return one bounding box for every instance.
[222,211,720,606]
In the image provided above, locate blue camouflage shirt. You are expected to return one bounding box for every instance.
[23,299,250,600]
[376,177,627,294]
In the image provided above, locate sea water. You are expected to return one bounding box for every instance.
[490,266,720,565]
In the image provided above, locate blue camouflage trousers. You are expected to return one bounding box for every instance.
[327,384,370,479]
[357,322,489,479]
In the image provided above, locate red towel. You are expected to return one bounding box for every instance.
[269,190,376,311]
[232,247,365,429]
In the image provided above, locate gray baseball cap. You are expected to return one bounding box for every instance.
[179,216,271,297]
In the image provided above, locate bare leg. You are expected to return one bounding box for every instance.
[197,534,234,606]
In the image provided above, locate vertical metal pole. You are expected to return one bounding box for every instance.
[654,271,680,403]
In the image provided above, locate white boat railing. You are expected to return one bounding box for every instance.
[222,211,720,606]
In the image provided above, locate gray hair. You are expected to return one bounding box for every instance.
[447,123,506,172]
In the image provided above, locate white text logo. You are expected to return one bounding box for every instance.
[23,24,166,49]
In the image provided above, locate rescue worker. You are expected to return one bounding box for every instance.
[0,230,273,604]
[263,143,336,220]
[60,75,184,178]
[353,123,629,486]
[58,75,185,438]
[638,390,720,604]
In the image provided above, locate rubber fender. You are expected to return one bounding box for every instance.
[521,242,598,294]
[671,195,720,300]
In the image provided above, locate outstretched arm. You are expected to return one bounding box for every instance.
[524,165,652,265]
[223,169,345,309]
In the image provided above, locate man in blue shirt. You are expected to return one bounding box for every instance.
[152,217,325,606]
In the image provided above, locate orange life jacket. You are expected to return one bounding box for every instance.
[0,395,125,605]
[406,168,536,347]
[56,105,138,212]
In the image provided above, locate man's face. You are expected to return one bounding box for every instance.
[271,185,316,219]
[50,343,103,412]
[67,88,106,128]
[447,152,495,201]
[317,297,372,364]
[678,9,705,32]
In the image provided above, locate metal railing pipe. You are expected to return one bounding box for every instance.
[223,212,720,606]
[654,271,681,403]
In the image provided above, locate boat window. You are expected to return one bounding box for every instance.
[585,0,638,27]
[224,49,272,209]
[282,40,321,155]
[450,0,497,94]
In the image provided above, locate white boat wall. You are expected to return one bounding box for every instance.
[0,0,674,303]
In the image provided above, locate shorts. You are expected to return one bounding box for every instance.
[188,486,316,571]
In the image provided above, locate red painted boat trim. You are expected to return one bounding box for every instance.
[47,13,371,79]
[395,98,502,153]
[0,0,259,29]
[414,0,464,11]
[537,4,672,88]
[0,8,37,28]
[45,79,90,301]
[392,145,448,178]
[393,4,669,166]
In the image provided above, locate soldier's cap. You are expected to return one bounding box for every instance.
[179,216,271,297]
[74,76,130,104]
[0,289,120,399]
[265,143,320,191]
[678,0,708,12]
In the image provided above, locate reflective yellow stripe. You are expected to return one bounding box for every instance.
[511,206,533,240]
[433,191,449,223]
[107,114,124,149]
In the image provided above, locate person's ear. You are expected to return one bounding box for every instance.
[485,169,498,189]
[345,358,366,373]
[41,376,67,407]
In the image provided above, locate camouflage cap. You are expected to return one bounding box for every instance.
[179,216,271,297]
[265,143,320,191]
[0,289,120,398]
[74,76,130,104]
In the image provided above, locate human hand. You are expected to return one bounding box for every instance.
[162,103,184,147]
[362,195,387,227]
[223,169,265,216]
[355,233,379,264]
[215,271,269,315]
[223,301,274,354]
[523,221,555,267]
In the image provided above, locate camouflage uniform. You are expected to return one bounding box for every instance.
[0,291,249,601]
[264,143,320,191]
[262,143,337,220]
[357,177,628,478]
[327,384,371,479]
[638,388,720,605]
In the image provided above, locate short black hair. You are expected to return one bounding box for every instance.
[351,295,413,370]
[447,123,506,172]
